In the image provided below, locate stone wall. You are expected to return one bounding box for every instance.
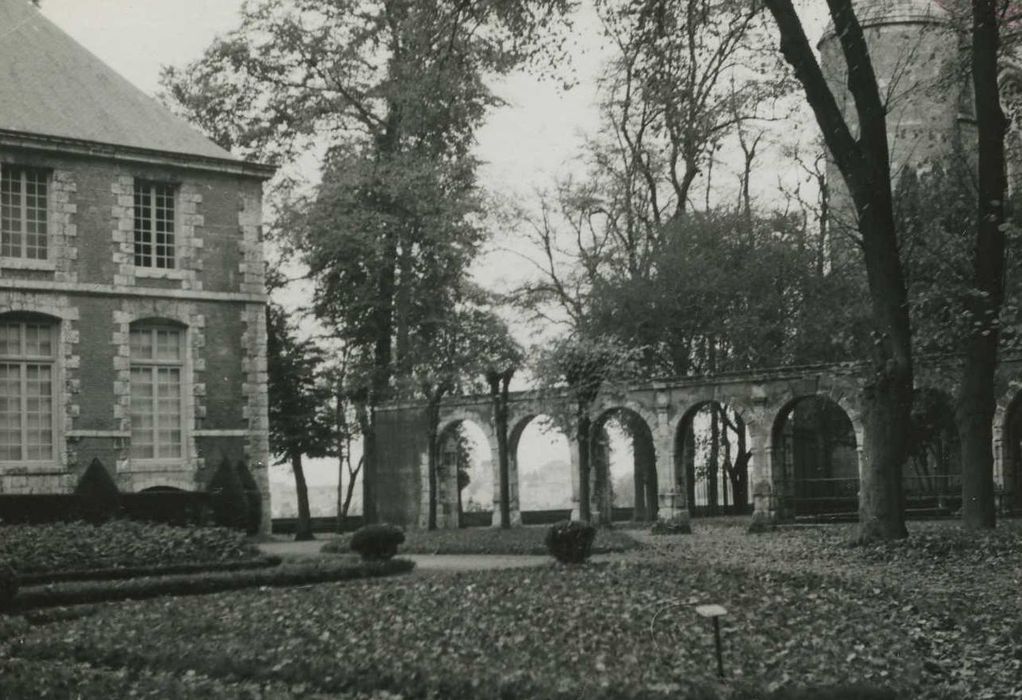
[0,148,271,530]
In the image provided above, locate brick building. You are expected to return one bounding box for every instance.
[0,0,275,529]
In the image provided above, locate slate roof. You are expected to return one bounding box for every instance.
[0,0,238,162]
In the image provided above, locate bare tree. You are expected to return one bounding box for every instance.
[763,0,913,541]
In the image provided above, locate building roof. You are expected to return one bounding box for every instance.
[0,0,239,163]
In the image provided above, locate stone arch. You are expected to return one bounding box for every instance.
[427,417,492,529]
[906,387,961,512]
[771,394,860,518]
[998,388,1022,513]
[999,65,1022,194]
[674,399,752,517]
[591,406,657,523]
[510,413,573,519]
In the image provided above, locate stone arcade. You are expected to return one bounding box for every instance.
[374,1,1022,530]
[373,359,1022,530]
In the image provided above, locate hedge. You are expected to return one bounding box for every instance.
[8,558,415,612]
[16,555,282,586]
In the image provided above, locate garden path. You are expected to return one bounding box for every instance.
[257,538,554,570]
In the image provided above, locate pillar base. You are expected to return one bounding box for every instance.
[747,510,776,533]
[652,492,691,534]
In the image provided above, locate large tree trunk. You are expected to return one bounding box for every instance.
[764,0,912,541]
[959,0,1007,530]
[577,409,592,522]
[356,399,378,524]
[291,451,314,541]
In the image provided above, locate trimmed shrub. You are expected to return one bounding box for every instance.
[545,520,596,564]
[208,457,250,531]
[0,562,17,610]
[74,458,121,523]
[350,524,405,561]
[235,461,263,535]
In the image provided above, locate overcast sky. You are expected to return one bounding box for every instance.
[39,0,608,193]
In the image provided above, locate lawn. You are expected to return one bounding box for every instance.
[321,523,643,555]
[2,520,1019,699]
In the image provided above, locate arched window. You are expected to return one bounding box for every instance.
[129,323,185,460]
[0,316,57,462]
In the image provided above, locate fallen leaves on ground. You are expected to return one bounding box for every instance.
[0,521,259,573]
[2,519,1019,699]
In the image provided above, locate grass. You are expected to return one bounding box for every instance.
[321,523,643,556]
[1,519,1019,699]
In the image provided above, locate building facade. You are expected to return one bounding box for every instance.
[0,0,274,529]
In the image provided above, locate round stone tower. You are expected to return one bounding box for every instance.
[818,1,966,247]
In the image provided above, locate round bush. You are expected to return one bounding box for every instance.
[350,524,405,561]
[0,563,18,610]
[545,520,596,564]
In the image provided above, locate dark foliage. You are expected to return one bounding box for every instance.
[0,521,257,575]
[234,461,262,535]
[17,555,281,586]
[73,458,121,523]
[0,492,210,527]
[10,558,414,612]
[208,457,250,531]
[120,490,211,526]
[0,563,17,610]
[349,524,405,561]
[544,520,597,564]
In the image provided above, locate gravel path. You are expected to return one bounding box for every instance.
[258,538,553,571]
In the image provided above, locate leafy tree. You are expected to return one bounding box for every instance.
[958,0,1010,529]
[163,0,571,523]
[266,303,334,541]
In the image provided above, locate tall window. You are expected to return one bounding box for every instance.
[130,325,184,460]
[133,181,175,269]
[0,166,48,260]
[0,319,56,462]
